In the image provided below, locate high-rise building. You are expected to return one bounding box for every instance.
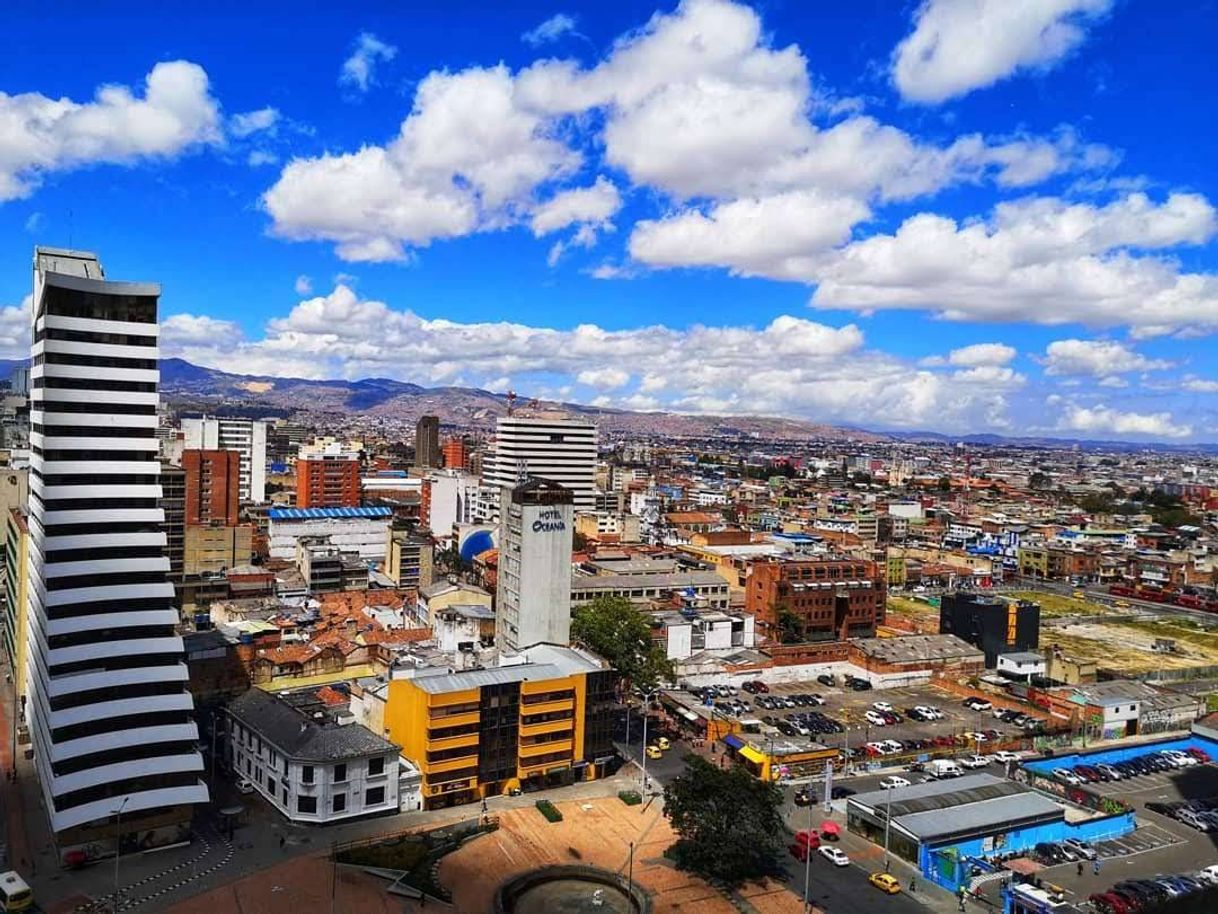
[3,508,29,701]
[483,417,597,511]
[415,415,440,468]
[182,449,240,525]
[442,436,469,470]
[385,529,435,590]
[29,247,207,846]
[496,478,574,653]
[295,444,360,508]
[160,463,186,579]
[181,416,267,503]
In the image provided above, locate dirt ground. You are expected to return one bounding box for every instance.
[1043,616,1218,673]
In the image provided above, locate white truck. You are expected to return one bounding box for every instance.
[927,759,964,779]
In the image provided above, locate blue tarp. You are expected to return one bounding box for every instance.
[724,734,745,750]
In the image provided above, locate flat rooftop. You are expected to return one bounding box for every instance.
[852,634,984,665]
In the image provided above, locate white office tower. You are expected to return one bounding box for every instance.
[495,478,574,653]
[181,416,267,503]
[29,248,207,848]
[483,416,597,510]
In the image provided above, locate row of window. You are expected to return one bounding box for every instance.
[36,326,156,347]
[33,376,157,393]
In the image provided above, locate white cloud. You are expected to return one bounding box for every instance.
[1181,376,1218,393]
[809,192,1218,334]
[294,275,313,295]
[1059,403,1191,439]
[0,60,221,201]
[522,13,579,46]
[229,106,280,138]
[167,283,1031,433]
[1042,338,1172,376]
[577,367,631,389]
[947,343,1017,367]
[340,32,398,93]
[893,0,1113,104]
[0,296,31,359]
[630,190,869,278]
[263,65,579,261]
[247,150,278,167]
[532,177,621,236]
[23,212,42,233]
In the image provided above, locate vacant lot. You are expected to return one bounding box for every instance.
[1042,615,1218,673]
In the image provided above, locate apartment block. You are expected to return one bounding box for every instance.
[385,529,435,590]
[483,416,597,511]
[296,447,361,509]
[182,449,240,525]
[181,416,267,503]
[415,415,440,468]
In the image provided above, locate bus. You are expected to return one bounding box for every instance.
[0,871,32,912]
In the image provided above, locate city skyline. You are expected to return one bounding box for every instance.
[1,1,1216,441]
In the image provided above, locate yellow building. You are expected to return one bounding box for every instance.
[3,508,28,700]
[885,552,907,588]
[184,524,253,575]
[418,580,492,625]
[1017,546,1050,578]
[384,645,616,809]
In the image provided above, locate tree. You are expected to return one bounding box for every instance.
[572,529,590,551]
[663,755,786,888]
[937,475,953,492]
[570,596,674,690]
[777,606,803,644]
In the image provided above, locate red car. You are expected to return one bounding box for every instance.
[1186,747,1211,763]
[1090,892,1133,914]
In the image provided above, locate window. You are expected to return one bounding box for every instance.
[297,796,317,814]
[368,756,384,777]
[282,786,288,805]
[267,776,276,793]
[365,786,385,806]
[333,763,347,783]
[332,793,346,813]
[302,765,314,784]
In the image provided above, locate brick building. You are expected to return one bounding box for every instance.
[442,436,469,470]
[183,449,241,525]
[297,452,361,508]
[744,556,886,642]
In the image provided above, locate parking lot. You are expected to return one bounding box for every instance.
[751,680,1034,765]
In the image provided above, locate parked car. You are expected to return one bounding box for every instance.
[1052,767,1083,786]
[817,673,836,687]
[1061,838,1096,860]
[963,697,993,711]
[865,710,888,726]
[872,701,894,713]
[819,846,850,867]
[992,750,1021,763]
[1186,747,1211,763]
[1035,842,1068,864]
[794,789,814,807]
[879,776,910,790]
[236,778,255,794]
[645,745,663,759]
[961,755,989,769]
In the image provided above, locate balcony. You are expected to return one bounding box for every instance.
[518,717,574,738]
[425,754,480,775]
[426,731,480,752]
[520,739,573,758]
[518,698,573,718]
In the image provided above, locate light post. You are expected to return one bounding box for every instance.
[883,784,893,873]
[802,787,814,913]
[112,795,130,914]
[639,689,656,792]
[628,840,634,889]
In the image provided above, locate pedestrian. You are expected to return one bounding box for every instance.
[884,859,890,873]
[909,877,916,892]
[1076,861,1083,877]
[279,834,285,850]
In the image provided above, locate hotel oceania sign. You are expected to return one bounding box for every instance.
[532,507,567,533]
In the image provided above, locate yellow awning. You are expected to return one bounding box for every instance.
[739,745,767,765]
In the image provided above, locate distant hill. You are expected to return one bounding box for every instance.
[159,358,884,440]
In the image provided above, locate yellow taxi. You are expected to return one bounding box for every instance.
[868,872,901,895]
[656,737,671,751]
[645,745,663,759]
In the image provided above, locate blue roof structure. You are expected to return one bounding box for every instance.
[268,506,393,521]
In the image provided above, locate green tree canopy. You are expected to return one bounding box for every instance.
[570,595,674,690]
[663,755,786,888]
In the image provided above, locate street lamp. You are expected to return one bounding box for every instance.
[883,783,894,873]
[802,784,814,913]
[639,689,657,792]
[112,795,130,914]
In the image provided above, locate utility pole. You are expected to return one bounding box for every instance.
[883,784,894,872]
[803,792,814,913]
[640,690,656,792]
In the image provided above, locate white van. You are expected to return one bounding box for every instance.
[928,759,963,779]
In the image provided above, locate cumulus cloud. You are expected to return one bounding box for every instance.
[1181,377,1218,394]
[522,13,580,46]
[1058,403,1192,439]
[294,275,313,295]
[339,33,398,93]
[944,343,1018,367]
[1042,338,1172,376]
[160,313,244,349]
[263,65,579,261]
[0,60,221,200]
[263,0,1113,263]
[229,107,280,138]
[167,283,1034,434]
[532,177,621,236]
[809,193,1218,334]
[893,0,1113,104]
[0,296,31,359]
[247,150,278,167]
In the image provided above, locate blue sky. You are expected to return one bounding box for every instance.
[2,0,1217,441]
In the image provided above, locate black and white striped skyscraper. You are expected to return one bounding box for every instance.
[28,247,207,842]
